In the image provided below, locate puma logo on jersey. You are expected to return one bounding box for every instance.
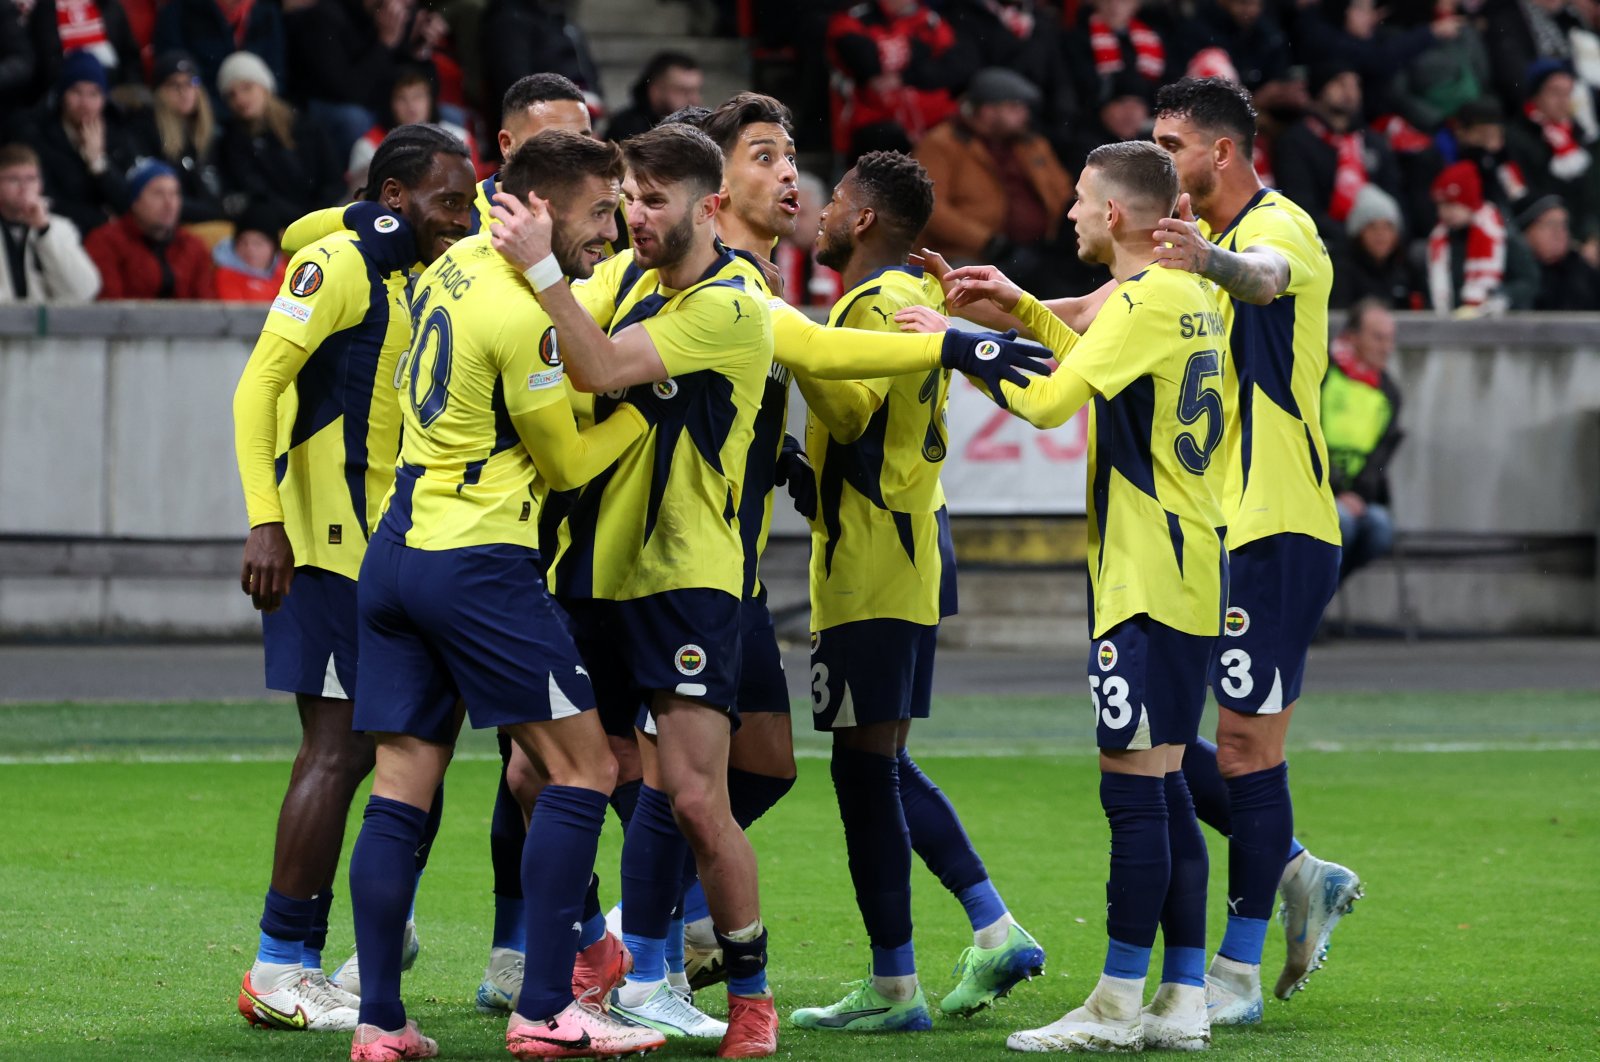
[870,305,892,324]
[1122,291,1142,313]
[732,299,748,325]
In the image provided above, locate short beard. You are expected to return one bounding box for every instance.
[551,220,591,280]
[643,210,697,271]
[815,229,852,272]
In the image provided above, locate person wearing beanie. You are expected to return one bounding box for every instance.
[84,158,216,299]
[1505,59,1600,259]
[128,50,226,224]
[213,205,285,302]
[1518,193,1600,310]
[1333,184,1425,308]
[1422,159,1537,313]
[153,0,286,105]
[216,50,344,233]
[19,49,137,237]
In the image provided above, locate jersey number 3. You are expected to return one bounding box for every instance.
[1174,348,1222,475]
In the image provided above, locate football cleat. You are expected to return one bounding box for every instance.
[331,921,421,998]
[1141,983,1210,1051]
[789,980,933,1032]
[1007,978,1145,1053]
[476,947,525,1014]
[941,922,1048,1016]
[1203,955,1263,1026]
[718,993,779,1058]
[686,943,728,992]
[612,980,728,1038]
[1275,853,1364,999]
[506,997,666,1059]
[350,1019,438,1061]
[572,931,632,1011]
[306,967,361,1010]
[238,966,360,1031]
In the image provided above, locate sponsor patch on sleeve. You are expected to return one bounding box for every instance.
[527,367,564,390]
[270,295,313,324]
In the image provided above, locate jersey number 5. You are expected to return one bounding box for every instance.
[1174,348,1223,475]
[408,306,454,428]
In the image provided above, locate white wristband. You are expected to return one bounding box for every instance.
[523,254,563,293]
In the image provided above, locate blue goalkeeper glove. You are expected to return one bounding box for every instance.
[773,433,816,520]
[939,328,1052,409]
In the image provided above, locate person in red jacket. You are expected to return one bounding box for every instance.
[85,158,215,298]
[213,204,284,302]
[826,0,974,158]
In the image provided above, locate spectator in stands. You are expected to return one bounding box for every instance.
[347,65,475,194]
[1449,96,1531,213]
[212,201,283,301]
[945,0,1075,137]
[1290,0,1459,120]
[1481,0,1586,107]
[283,0,430,160]
[1506,59,1600,260]
[85,158,215,298]
[1182,0,1299,112]
[480,0,603,126]
[215,49,343,232]
[775,169,842,307]
[1274,63,1407,250]
[3,0,143,110]
[825,0,972,158]
[155,0,286,103]
[0,0,37,111]
[1323,299,1404,584]
[1391,0,1492,133]
[913,67,1073,293]
[1061,67,1151,173]
[1063,0,1167,127]
[27,50,135,236]
[604,51,702,142]
[1518,193,1600,308]
[1333,183,1421,308]
[127,50,225,224]
[1422,159,1537,312]
[0,141,100,301]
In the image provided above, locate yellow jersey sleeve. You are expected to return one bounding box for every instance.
[771,297,944,378]
[641,280,769,376]
[232,332,313,527]
[261,239,370,354]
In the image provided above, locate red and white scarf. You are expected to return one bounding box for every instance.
[985,0,1035,38]
[56,0,108,53]
[1089,16,1165,80]
[1427,205,1506,311]
[1308,116,1369,223]
[1524,100,1592,180]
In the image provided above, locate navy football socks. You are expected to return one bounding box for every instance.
[257,887,314,967]
[728,767,795,829]
[831,746,915,977]
[349,795,428,1031]
[610,777,642,831]
[897,749,1005,928]
[1100,772,1169,980]
[578,873,606,951]
[517,785,607,1022]
[620,785,684,984]
[1220,762,1293,965]
[301,888,334,969]
[1186,737,1306,864]
[1160,771,1208,987]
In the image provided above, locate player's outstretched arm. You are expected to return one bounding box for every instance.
[490,191,669,392]
[911,247,1023,333]
[232,332,312,612]
[1153,192,1288,306]
[516,401,647,492]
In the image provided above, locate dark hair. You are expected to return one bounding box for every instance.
[1343,297,1391,336]
[633,50,699,103]
[623,123,724,199]
[1084,140,1179,215]
[501,72,585,120]
[1154,76,1258,160]
[387,66,437,126]
[701,92,794,156]
[850,150,934,242]
[0,143,40,170]
[361,123,471,202]
[501,129,625,202]
[661,105,712,129]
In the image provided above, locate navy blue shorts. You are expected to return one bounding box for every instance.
[809,619,937,732]
[562,589,743,738]
[1090,615,1215,750]
[1210,533,1341,715]
[737,596,790,715]
[354,533,595,743]
[263,566,357,700]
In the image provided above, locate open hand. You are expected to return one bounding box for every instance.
[490,190,555,274]
[943,264,1023,312]
[894,304,949,333]
[1153,193,1210,275]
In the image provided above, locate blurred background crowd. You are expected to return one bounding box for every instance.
[2,0,1598,312]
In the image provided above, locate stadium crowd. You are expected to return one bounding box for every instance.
[3,0,1600,311]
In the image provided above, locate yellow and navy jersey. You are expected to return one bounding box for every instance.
[378,233,570,550]
[728,247,793,601]
[1203,188,1341,550]
[548,246,774,601]
[469,170,629,257]
[808,266,954,630]
[242,212,418,579]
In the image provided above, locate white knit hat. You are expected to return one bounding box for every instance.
[217,50,276,97]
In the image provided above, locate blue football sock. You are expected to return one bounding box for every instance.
[717,926,769,997]
[517,785,607,1022]
[493,894,526,952]
[576,872,606,952]
[257,887,314,966]
[609,777,643,831]
[665,916,686,974]
[1100,772,1169,981]
[955,881,1008,934]
[349,795,428,1031]
[728,767,795,830]
[897,749,992,907]
[1181,738,1232,836]
[301,889,334,969]
[1287,837,1307,863]
[682,878,710,925]
[1221,762,1293,965]
[1160,771,1208,986]
[620,785,683,984]
[831,746,914,968]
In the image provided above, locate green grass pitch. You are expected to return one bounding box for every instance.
[3,689,1598,1060]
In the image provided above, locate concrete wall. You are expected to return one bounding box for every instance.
[1,305,1596,637]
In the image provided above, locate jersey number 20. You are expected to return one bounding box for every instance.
[1174,348,1222,475]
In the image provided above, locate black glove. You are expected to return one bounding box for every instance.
[939,329,1053,409]
[773,433,817,520]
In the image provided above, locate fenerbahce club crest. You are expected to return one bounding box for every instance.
[1225,607,1250,636]
[675,644,707,676]
[1097,641,1118,671]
